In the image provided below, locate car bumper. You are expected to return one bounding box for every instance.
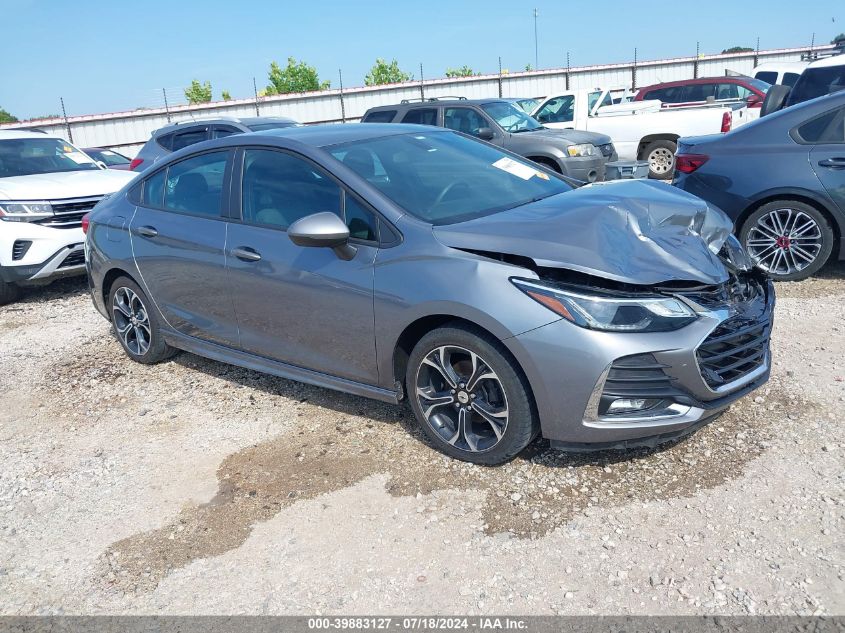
[558,155,606,182]
[0,223,86,284]
[504,276,775,448]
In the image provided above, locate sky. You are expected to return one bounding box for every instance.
[1,0,843,120]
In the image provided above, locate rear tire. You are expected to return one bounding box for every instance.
[739,201,833,281]
[108,276,175,364]
[406,323,539,465]
[0,280,21,306]
[642,140,677,180]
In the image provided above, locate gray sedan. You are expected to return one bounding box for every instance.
[85,124,773,464]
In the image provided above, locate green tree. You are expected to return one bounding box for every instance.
[721,46,755,54]
[0,107,17,123]
[524,63,533,71]
[184,80,213,104]
[445,65,478,78]
[364,58,412,86]
[266,57,330,95]
[832,33,845,44]
[222,90,232,101]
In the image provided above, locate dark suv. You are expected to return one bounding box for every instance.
[130,116,300,172]
[362,98,615,182]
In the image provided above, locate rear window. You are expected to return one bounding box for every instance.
[783,73,801,87]
[755,71,778,84]
[362,110,397,123]
[171,128,208,151]
[788,66,845,106]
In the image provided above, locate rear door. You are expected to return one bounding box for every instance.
[130,150,239,345]
[807,105,845,215]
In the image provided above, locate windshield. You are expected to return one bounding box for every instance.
[86,148,130,166]
[328,131,571,225]
[246,121,301,131]
[516,98,539,113]
[480,102,543,133]
[748,78,771,93]
[0,138,100,177]
[787,66,845,106]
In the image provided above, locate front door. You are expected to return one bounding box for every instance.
[225,148,379,384]
[130,150,239,346]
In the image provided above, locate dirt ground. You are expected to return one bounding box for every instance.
[0,264,843,615]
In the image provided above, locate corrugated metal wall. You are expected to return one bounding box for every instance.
[2,45,832,157]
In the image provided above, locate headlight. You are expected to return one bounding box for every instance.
[566,143,595,157]
[512,279,698,332]
[0,201,53,222]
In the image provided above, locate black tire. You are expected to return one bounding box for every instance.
[642,139,677,180]
[406,323,539,465]
[738,201,834,282]
[108,276,175,364]
[0,280,21,306]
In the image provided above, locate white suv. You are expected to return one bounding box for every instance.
[0,130,136,304]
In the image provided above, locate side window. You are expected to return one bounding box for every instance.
[141,169,166,207]
[754,71,778,85]
[534,96,575,123]
[443,108,487,136]
[170,128,208,151]
[716,83,740,100]
[156,133,174,151]
[212,126,239,139]
[344,194,378,242]
[401,108,438,125]
[362,110,397,123]
[683,84,715,102]
[783,73,801,88]
[241,149,341,229]
[162,151,228,216]
[795,108,845,144]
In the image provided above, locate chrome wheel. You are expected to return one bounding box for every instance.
[745,208,822,276]
[648,147,674,175]
[112,287,151,356]
[415,345,509,453]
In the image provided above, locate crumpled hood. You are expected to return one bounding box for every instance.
[433,179,733,285]
[0,169,136,201]
[524,127,613,146]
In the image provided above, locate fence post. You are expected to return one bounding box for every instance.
[419,63,425,101]
[162,88,171,123]
[60,97,73,143]
[339,69,346,123]
[631,48,637,91]
[754,37,760,67]
[498,56,503,98]
[253,77,260,116]
[693,42,699,79]
[808,33,815,60]
[565,51,570,90]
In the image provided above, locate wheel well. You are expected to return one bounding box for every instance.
[393,315,506,398]
[637,134,680,159]
[526,156,561,173]
[101,268,139,317]
[736,194,841,257]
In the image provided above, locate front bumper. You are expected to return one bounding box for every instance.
[0,222,86,284]
[0,243,86,284]
[558,155,606,183]
[505,276,775,447]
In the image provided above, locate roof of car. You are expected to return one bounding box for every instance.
[366,98,508,111]
[250,122,445,147]
[0,129,62,140]
[753,61,808,72]
[639,76,754,91]
[806,54,845,69]
[152,116,298,136]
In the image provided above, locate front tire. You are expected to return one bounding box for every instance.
[643,139,677,180]
[0,280,21,306]
[108,276,175,364]
[406,324,539,465]
[739,201,833,281]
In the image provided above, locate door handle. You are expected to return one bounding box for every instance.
[818,157,845,169]
[135,225,158,238]
[231,246,262,262]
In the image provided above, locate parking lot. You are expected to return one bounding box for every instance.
[0,265,842,615]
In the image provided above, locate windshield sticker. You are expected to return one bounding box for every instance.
[492,157,538,180]
[65,151,92,164]
[535,170,550,180]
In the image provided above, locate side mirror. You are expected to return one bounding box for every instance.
[288,211,357,260]
[96,160,108,170]
[476,127,495,140]
[746,93,762,106]
[760,84,791,117]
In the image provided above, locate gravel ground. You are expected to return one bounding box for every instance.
[0,263,843,615]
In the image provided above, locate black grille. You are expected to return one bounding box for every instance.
[598,143,615,157]
[12,240,31,261]
[697,317,770,389]
[597,354,688,415]
[58,249,85,269]
[35,196,103,229]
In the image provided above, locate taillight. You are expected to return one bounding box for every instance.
[81,213,91,234]
[721,111,732,133]
[675,154,709,174]
[129,158,144,171]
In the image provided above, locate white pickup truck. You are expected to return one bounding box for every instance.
[531,88,748,179]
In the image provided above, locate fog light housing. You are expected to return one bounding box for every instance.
[607,398,661,414]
